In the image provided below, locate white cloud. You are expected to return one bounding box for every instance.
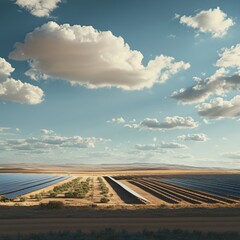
[139,116,198,130]
[178,133,208,142]
[203,119,209,124]
[4,134,111,153]
[174,13,180,19]
[196,95,240,119]
[135,144,161,151]
[135,142,186,151]
[0,78,44,104]
[216,44,240,69]
[107,117,125,124]
[124,123,139,129]
[0,58,14,81]
[160,142,187,149]
[179,7,234,38]
[0,57,44,104]
[15,0,62,17]
[0,127,21,137]
[167,34,176,39]
[171,68,240,104]
[124,116,198,130]
[40,129,55,135]
[9,22,190,90]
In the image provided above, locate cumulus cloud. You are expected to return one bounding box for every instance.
[196,95,240,119]
[0,58,14,81]
[9,22,190,90]
[139,116,198,130]
[124,123,139,129]
[140,117,197,129]
[0,78,44,104]
[179,7,234,38]
[178,133,208,141]
[15,0,62,17]
[124,116,198,130]
[40,129,55,135]
[107,117,125,124]
[171,68,240,104]
[216,44,240,68]
[135,142,186,151]
[0,57,44,104]
[4,134,110,153]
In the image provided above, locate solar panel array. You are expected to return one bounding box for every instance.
[0,173,70,198]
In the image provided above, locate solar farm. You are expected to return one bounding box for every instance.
[0,173,239,207]
[113,174,240,205]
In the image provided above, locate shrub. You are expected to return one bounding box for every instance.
[98,177,109,195]
[49,191,58,198]
[19,196,27,202]
[74,191,85,199]
[65,192,74,198]
[100,197,110,203]
[35,194,43,201]
[160,203,167,208]
[62,178,92,199]
[0,196,9,202]
[40,201,64,209]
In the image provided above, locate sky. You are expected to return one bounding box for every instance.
[0,0,240,168]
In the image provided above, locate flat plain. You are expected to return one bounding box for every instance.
[0,164,239,235]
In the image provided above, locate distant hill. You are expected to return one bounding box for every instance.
[0,162,227,172]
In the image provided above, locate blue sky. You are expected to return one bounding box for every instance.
[0,0,240,168]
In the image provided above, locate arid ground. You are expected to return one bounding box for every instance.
[0,165,239,235]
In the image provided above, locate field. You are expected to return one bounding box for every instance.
[0,175,124,206]
[0,168,240,236]
[1,170,240,207]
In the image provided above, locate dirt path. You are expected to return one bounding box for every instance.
[0,217,239,235]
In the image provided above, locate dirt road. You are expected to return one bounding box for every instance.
[0,217,239,235]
